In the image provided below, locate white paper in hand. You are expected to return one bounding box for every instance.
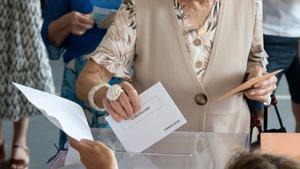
[91,6,116,28]
[106,82,187,153]
[13,83,93,166]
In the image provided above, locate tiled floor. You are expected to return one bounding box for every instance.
[2,59,297,169]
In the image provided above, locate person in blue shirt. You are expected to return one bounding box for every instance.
[41,0,121,149]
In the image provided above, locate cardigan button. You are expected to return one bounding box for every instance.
[193,39,202,46]
[195,61,203,69]
[194,93,208,106]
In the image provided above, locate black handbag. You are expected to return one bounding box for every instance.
[249,94,287,149]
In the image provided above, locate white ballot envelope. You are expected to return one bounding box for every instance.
[13,83,93,167]
[106,82,187,153]
[91,6,117,28]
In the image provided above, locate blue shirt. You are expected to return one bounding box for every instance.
[41,0,121,63]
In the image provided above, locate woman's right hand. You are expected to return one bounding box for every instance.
[102,81,141,122]
[61,11,94,36]
[69,138,118,169]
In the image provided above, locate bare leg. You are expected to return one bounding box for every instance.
[0,120,4,144]
[0,120,5,161]
[12,118,29,146]
[10,117,29,168]
[292,102,300,132]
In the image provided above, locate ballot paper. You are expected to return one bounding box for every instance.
[91,6,116,22]
[91,6,117,28]
[106,82,187,153]
[218,69,283,100]
[13,83,93,167]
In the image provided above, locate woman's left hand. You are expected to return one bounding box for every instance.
[245,66,277,102]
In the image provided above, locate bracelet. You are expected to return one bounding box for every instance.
[88,82,111,111]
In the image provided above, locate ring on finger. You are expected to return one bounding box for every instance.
[106,84,124,101]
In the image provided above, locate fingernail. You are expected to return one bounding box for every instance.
[250,91,255,95]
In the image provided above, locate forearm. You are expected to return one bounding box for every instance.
[76,60,113,108]
[248,0,266,72]
[48,18,71,47]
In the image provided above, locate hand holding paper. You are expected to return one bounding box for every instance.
[13,82,186,167]
[13,83,93,166]
[219,69,282,100]
[106,82,187,153]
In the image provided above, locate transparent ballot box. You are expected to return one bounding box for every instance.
[49,128,249,169]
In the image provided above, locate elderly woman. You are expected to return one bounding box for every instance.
[76,0,277,133]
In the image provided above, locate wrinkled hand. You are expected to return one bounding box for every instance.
[103,81,141,122]
[245,66,277,102]
[61,11,94,36]
[69,138,118,169]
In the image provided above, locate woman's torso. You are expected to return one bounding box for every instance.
[91,0,261,133]
[134,0,256,133]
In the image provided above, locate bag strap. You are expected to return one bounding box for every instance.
[263,105,268,131]
[250,95,287,150]
[264,94,285,130]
